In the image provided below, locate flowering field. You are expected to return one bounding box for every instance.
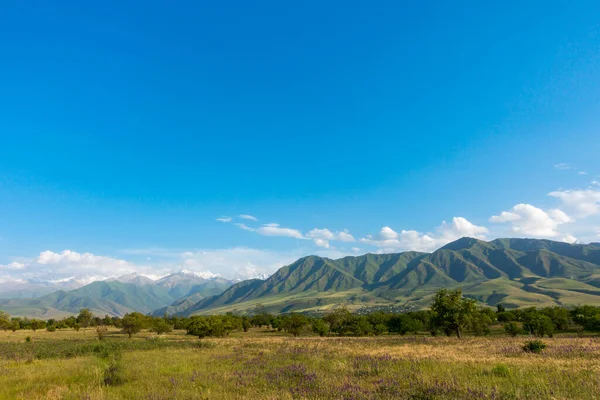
[0,328,599,399]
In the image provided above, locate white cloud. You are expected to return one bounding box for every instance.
[562,235,578,244]
[238,214,258,221]
[436,217,489,242]
[0,250,166,288]
[234,223,255,231]
[313,238,330,248]
[554,163,573,170]
[489,203,573,237]
[360,217,487,252]
[548,189,600,218]
[176,248,302,280]
[579,171,588,175]
[0,262,26,270]
[255,223,305,239]
[216,216,232,223]
[306,228,356,248]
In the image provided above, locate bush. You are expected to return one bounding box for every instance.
[491,363,510,377]
[523,339,547,354]
[504,322,522,337]
[25,336,31,343]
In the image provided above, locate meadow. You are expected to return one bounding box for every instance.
[0,327,599,400]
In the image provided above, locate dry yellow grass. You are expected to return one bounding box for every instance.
[1,329,599,399]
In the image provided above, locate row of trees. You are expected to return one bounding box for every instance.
[3,289,600,339]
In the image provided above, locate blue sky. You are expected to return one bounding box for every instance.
[1,1,599,283]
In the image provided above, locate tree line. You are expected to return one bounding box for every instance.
[2,289,600,339]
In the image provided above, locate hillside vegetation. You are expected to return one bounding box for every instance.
[181,238,600,315]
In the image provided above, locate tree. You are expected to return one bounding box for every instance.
[150,319,173,336]
[311,318,330,337]
[77,308,93,329]
[522,311,555,337]
[186,317,211,339]
[323,307,352,336]
[242,316,252,332]
[429,289,477,338]
[30,319,46,332]
[470,308,495,336]
[504,322,523,337]
[9,319,20,332]
[281,313,309,337]
[347,316,373,337]
[121,312,146,338]
[0,311,10,331]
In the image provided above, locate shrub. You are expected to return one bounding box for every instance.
[96,325,108,340]
[46,325,56,332]
[25,336,31,343]
[504,322,523,337]
[523,339,547,354]
[491,363,510,377]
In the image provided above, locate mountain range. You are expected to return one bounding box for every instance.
[3,237,600,318]
[0,272,235,318]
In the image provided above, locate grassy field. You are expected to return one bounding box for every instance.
[1,328,599,399]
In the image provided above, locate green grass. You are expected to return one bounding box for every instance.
[1,327,600,399]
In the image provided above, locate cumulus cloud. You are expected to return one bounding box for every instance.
[489,204,573,237]
[0,250,165,288]
[548,189,600,219]
[436,217,489,242]
[305,228,356,248]
[255,223,305,239]
[238,214,258,221]
[0,262,26,270]
[360,217,487,252]
[562,235,578,244]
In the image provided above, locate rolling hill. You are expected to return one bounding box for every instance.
[174,237,600,316]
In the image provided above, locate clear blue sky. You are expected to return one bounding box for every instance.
[1,1,599,281]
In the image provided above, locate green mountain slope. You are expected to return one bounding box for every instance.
[178,238,600,316]
[0,274,234,318]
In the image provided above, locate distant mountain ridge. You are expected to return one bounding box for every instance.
[169,238,600,316]
[0,272,235,318]
[4,238,600,318]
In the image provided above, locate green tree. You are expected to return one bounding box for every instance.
[504,321,523,337]
[150,319,173,336]
[0,311,10,331]
[281,313,309,337]
[323,307,352,336]
[523,311,555,337]
[121,312,146,338]
[186,317,211,339]
[470,308,495,336]
[30,319,46,332]
[9,319,20,332]
[241,316,252,332]
[77,308,93,329]
[430,289,477,338]
[311,318,330,337]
